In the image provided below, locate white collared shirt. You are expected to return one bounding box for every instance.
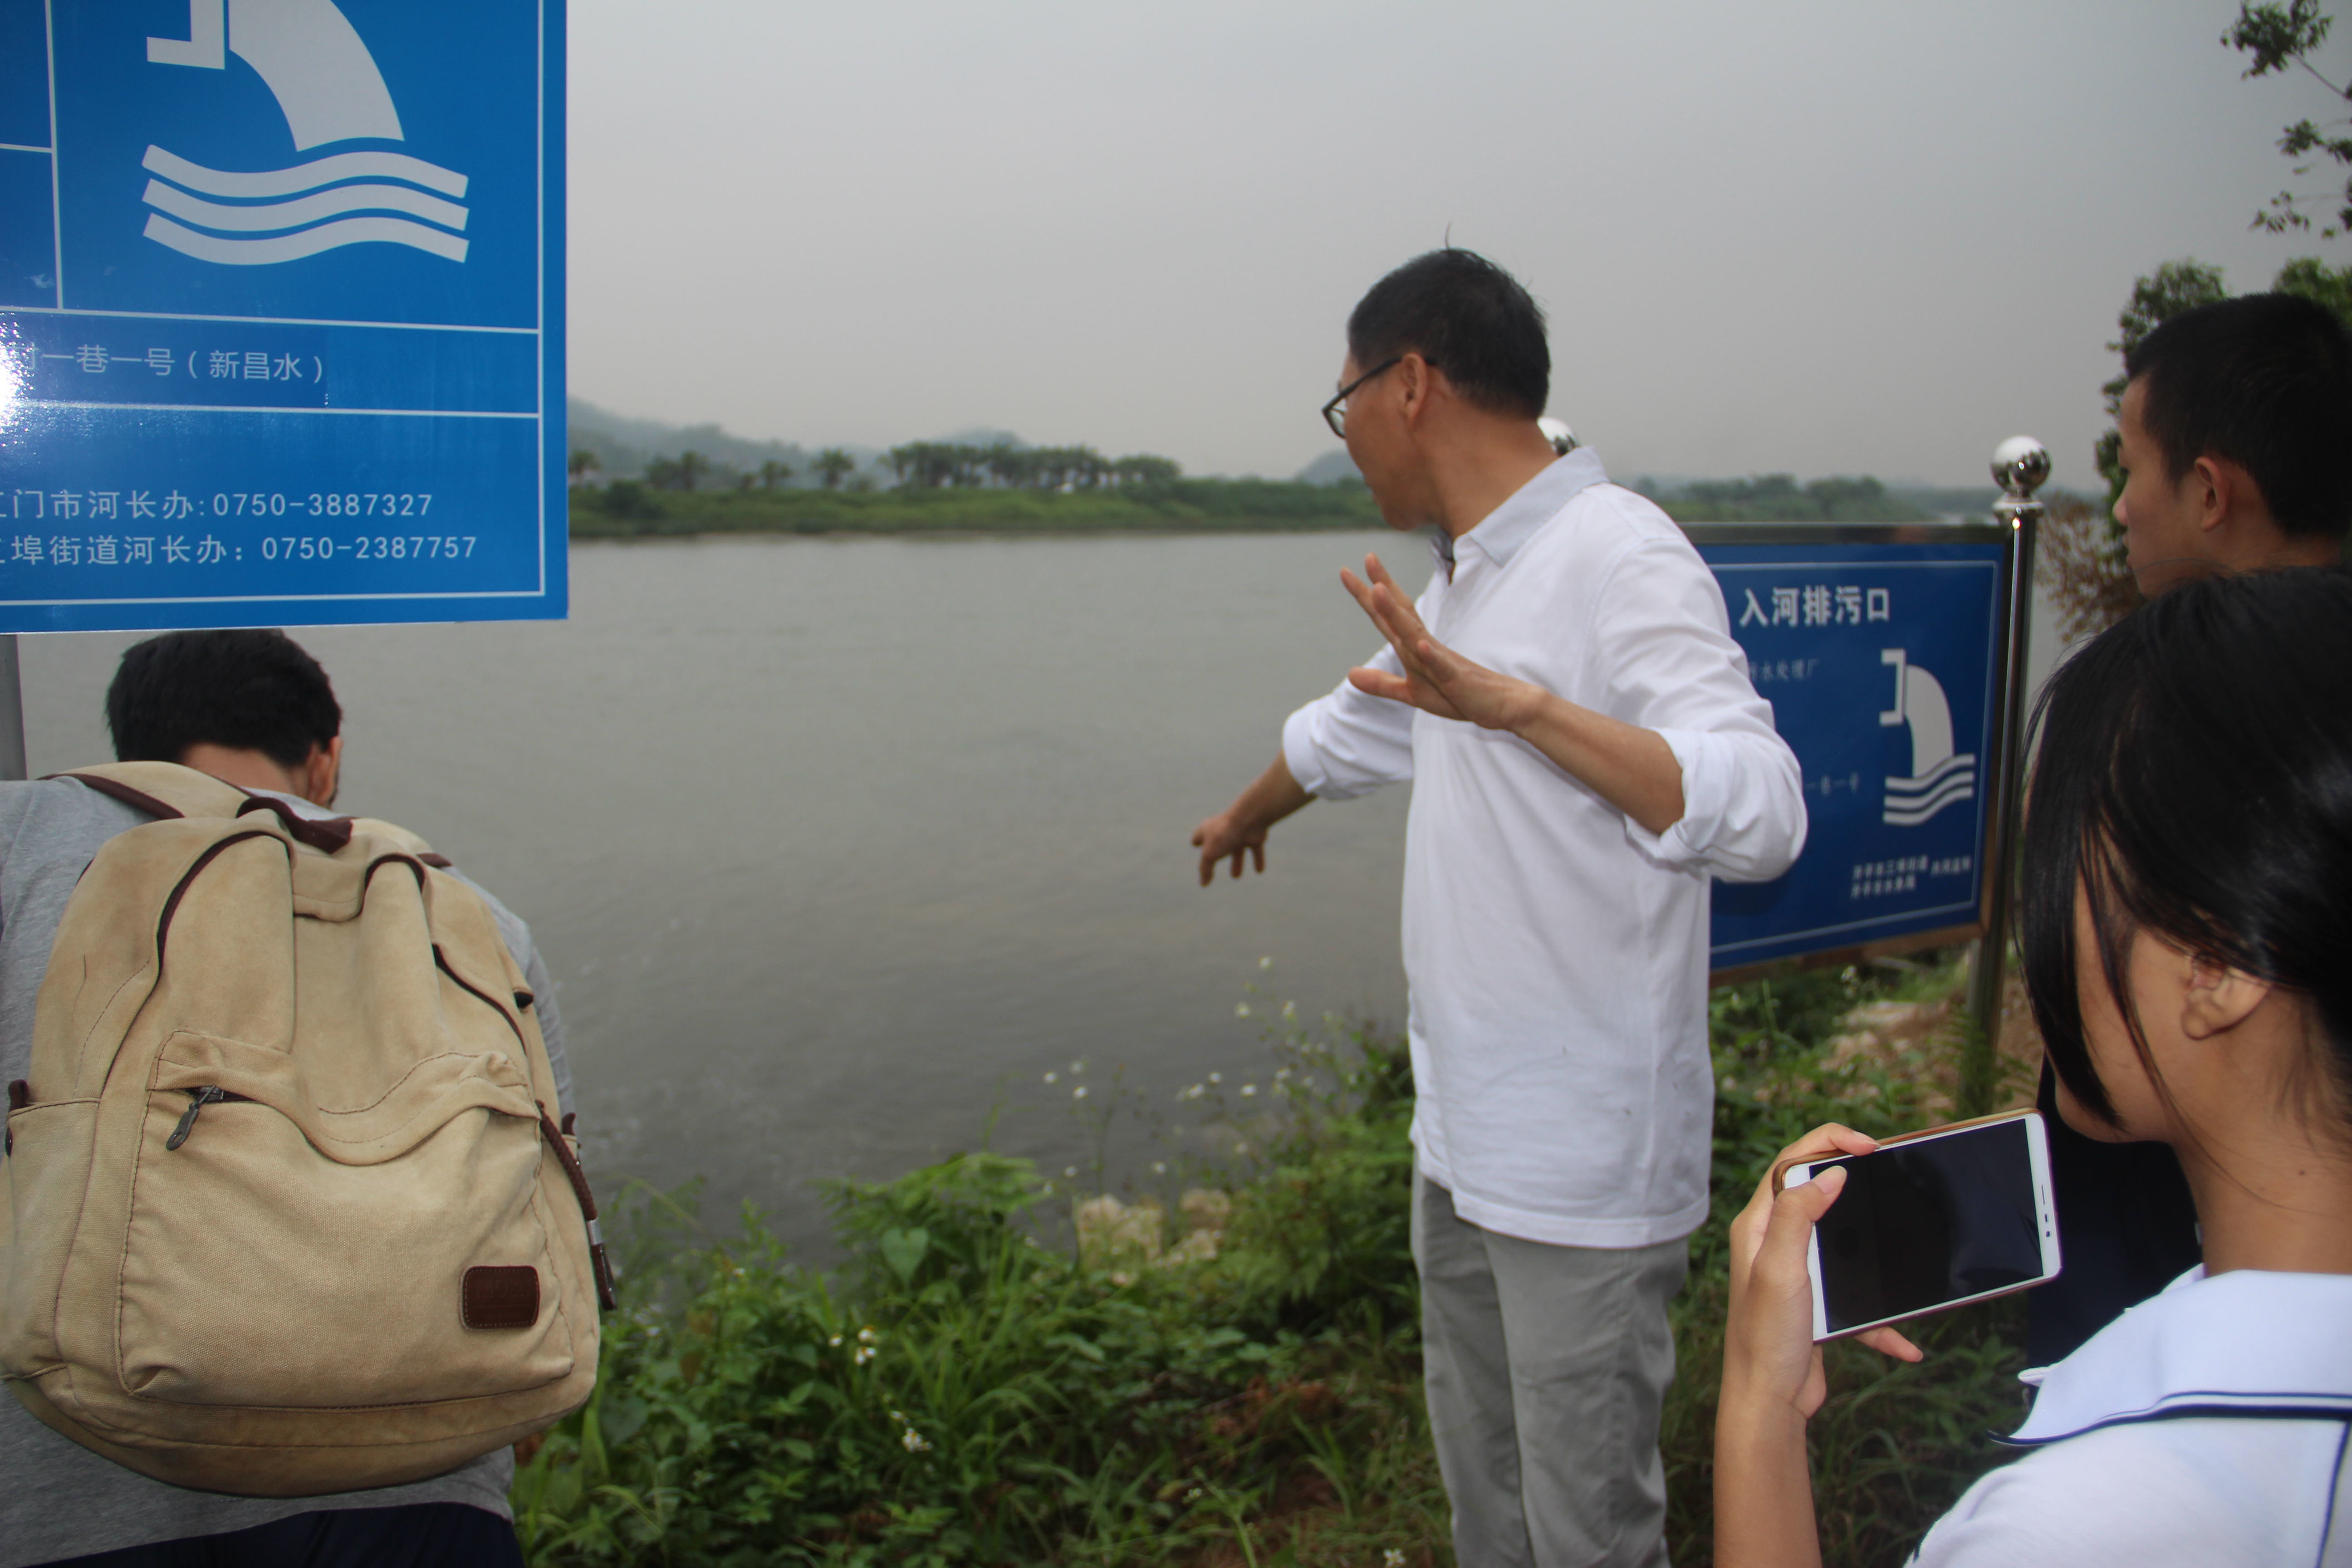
[1912,1268,2352,1565]
[1281,450,1806,1247]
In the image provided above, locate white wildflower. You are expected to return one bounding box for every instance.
[1073,1085,1088,1100]
[1065,1166,1078,1178]
[1235,1003,1251,1018]
[1152,1161,1167,1175]
[828,1334,843,1347]
[1259,956,1272,970]
[1241,1084,1258,1098]
[1044,1071,1058,1084]
[1282,1000,1297,1019]
[1384,1551,1406,1568]
[901,1426,931,1453]
[1208,1072,1222,1084]
[853,1345,875,1366]
[1070,1060,1085,1074]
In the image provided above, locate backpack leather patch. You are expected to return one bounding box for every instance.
[461,1266,540,1331]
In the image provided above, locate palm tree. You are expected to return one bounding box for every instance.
[567,448,599,486]
[813,448,857,490]
[757,459,795,490]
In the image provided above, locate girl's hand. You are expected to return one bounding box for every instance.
[1725,1124,1921,1422]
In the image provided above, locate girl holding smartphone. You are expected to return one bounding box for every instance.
[1715,568,2352,1566]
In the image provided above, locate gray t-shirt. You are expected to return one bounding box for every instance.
[0,777,574,1565]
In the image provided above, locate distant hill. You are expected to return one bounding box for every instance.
[1294,450,1362,485]
[565,399,887,487]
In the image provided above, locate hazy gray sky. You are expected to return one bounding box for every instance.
[568,0,2351,488]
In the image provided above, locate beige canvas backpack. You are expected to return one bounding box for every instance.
[0,763,611,1496]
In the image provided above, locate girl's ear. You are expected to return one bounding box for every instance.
[2179,951,2273,1041]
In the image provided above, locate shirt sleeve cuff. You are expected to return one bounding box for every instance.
[1282,703,1339,799]
[1622,726,1806,879]
[1622,727,1710,872]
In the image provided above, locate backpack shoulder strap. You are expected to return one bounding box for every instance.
[344,817,445,863]
[50,764,382,856]
[49,761,251,822]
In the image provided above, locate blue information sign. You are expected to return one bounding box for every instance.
[0,0,564,632]
[1701,539,2012,973]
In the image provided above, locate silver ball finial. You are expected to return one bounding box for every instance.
[1539,417,1577,457]
[1992,436,2049,500]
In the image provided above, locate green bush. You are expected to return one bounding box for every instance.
[517,970,2028,1567]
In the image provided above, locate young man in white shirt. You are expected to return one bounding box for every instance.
[1192,250,1807,1567]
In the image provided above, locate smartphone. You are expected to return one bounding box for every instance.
[1784,1110,2060,1342]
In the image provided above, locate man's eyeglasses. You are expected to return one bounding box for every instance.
[1321,358,1401,439]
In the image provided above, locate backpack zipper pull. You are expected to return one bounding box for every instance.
[167,1086,228,1150]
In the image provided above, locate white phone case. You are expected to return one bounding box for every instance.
[1786,1109,2061,1342]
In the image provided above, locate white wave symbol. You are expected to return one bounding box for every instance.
[1882,751,1975,826]
[138,145,470,266]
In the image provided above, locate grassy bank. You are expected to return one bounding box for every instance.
[514,962,2031,1566]
[566,481,1384,539]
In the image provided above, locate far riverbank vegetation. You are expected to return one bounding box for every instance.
[514,955,2038,1566]
[565,431,1978,540]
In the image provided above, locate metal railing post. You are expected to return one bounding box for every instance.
[1960,437,2044,1113]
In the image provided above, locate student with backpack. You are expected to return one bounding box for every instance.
[1713,569,2352,1566]
[0,630,601,1568]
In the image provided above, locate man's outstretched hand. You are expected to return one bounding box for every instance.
[1341,554,1536,731]
[1191,806,1269,886]
[1191,754,1314,887]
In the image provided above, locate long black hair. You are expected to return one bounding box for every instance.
[2018,568,2352,1134]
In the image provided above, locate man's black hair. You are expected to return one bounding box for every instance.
[106,629,341,769]
[1347,249,1549,420]
[2124,292,2352,541]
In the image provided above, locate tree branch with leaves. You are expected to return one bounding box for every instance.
[2229,0,2352,237]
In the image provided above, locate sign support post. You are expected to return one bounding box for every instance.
[1959,438,2047,1114]
[0,635,21,781]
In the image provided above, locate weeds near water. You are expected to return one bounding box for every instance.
[515,956,2027,1567]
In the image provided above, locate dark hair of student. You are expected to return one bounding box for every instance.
[2124,292,2352,542]
[106,628,343,771]
[1347,249,1550,420]
[2016,568,2352,1137]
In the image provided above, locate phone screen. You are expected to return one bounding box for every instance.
[1808,1118,2045,1334]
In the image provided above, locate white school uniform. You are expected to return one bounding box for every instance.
[1912,1269,2352,1566]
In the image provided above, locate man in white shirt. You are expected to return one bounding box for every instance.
[1192,250,1806,1566]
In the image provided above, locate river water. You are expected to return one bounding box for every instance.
[18,534,1429,1254]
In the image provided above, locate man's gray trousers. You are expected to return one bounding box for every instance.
[1412,1163,1688,1568]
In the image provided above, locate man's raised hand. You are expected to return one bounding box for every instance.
[1341,553,1533,732]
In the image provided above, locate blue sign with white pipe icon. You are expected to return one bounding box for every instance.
[1700,539,2010,972]
[0,0,564,631]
